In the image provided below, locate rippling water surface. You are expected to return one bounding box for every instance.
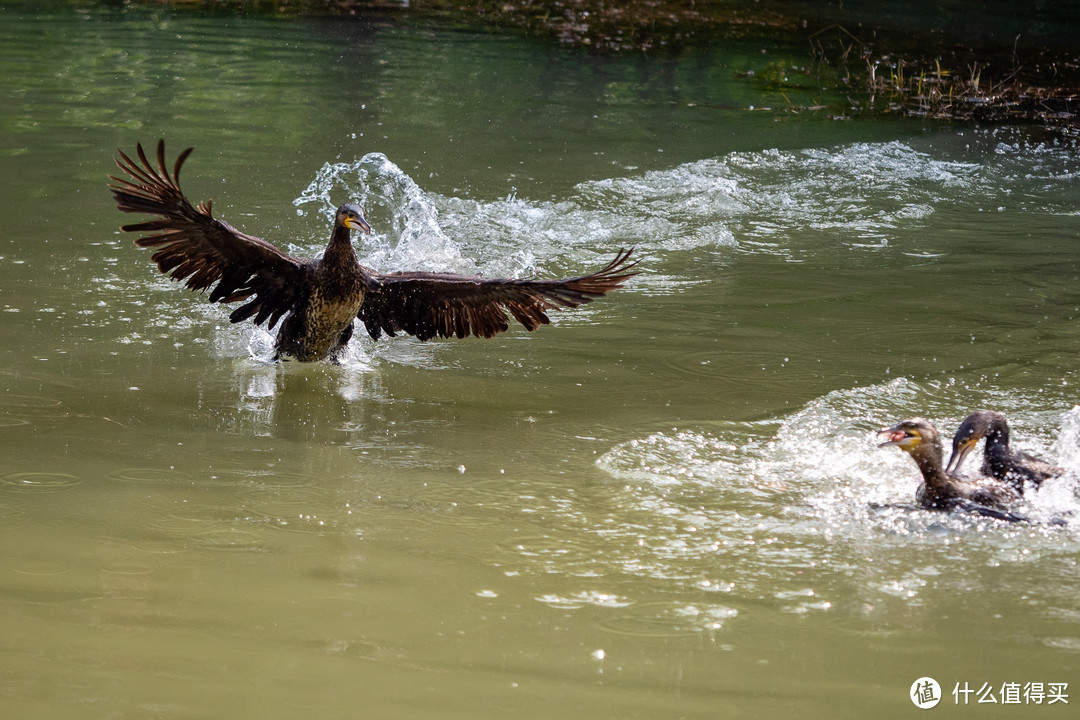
[1,2,1079,717]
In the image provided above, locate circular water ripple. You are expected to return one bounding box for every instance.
[11,562,69,576]
[145,503,268,551]
[99,563,156,576]
[126,536,194,557]
[0,394,63,409]
[0,394,64,427]
[0,472,82,493]
[110,467,184,484]
[190,527,263,551]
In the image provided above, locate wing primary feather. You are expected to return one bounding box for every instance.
[112,139,305,330]
[357,248,637,341]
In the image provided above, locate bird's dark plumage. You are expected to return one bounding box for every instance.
[109,140,637,362]
[945,410,1062,492]
[878,417,1026,521]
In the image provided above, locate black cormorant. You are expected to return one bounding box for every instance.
[945,410,1062,492]
[109,140,637,362]
[878,417,1025,520]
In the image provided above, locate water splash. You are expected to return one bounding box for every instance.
[292,152,624,278]
[293,133,1080,274]
[586,378,1080,616]
[601,377,1080,527]
[103,133,1080,365]
[294,152,475,274]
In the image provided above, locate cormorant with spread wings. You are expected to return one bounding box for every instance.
[109,140,637,362]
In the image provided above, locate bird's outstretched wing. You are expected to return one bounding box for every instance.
[109,140,306,329]
[358,249,637,341]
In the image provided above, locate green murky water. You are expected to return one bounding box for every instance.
[1,2,1079,717]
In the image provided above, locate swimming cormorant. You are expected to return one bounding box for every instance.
[945,410,1062,492]
[109,140,637,362]
[878,417,1025,520]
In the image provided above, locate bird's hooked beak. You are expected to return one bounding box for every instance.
[346,215,372,235]
[877,423,920,450]
[944,438,977,475]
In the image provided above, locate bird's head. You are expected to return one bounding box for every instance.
[945,410,1005,474]
[878,418,939,454]
[336,203,372,235]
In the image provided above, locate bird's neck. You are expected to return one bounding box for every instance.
[985,423,1012,463]
[909,443,950,490]
[989,421,1010,446]
[985,439,1014,466]
[325,225,358,264]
